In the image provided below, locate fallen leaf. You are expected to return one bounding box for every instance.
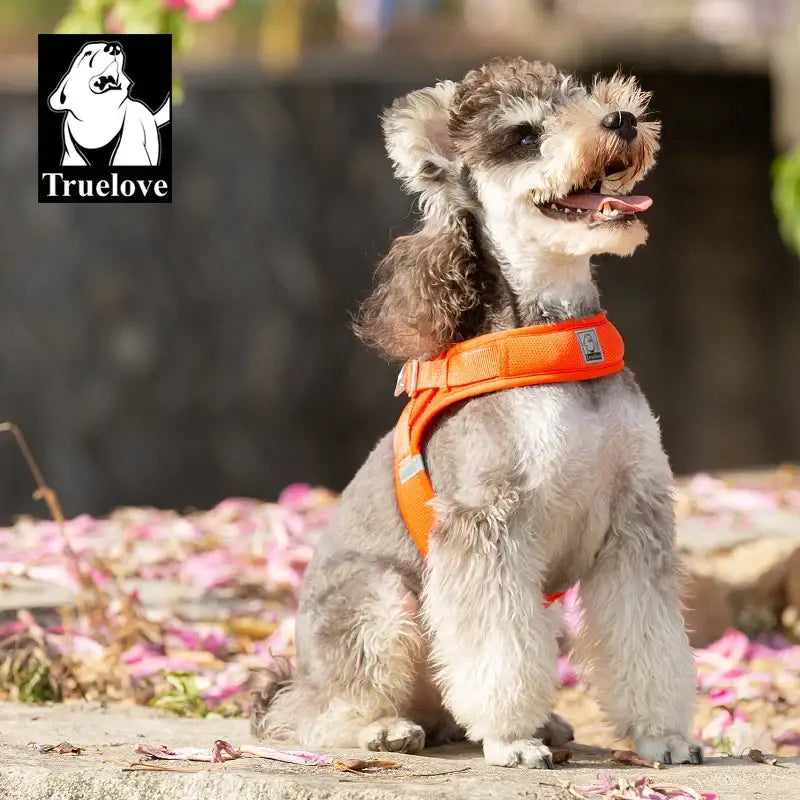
[124,762,222,773]
[29,741,83,755]
[225,618,277,639]
[612,749,663,769]
[333,758,401,773]
[551,749,572,764]
[744,748,784,767]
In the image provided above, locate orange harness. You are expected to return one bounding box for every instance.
[392,312,625,607]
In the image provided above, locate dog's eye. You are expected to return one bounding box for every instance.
[515,125,541,152]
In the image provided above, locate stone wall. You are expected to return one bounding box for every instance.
[0,61,798,522]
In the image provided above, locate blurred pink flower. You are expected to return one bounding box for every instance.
[708,687,737,707]
[127,653,202,681]
[201,663,249,707]
[164,625,227,655]
[774,728,800,747]
[165,0,234,22]
[706,628,749,662]
[278,483,313,509]
[557,655,579,687]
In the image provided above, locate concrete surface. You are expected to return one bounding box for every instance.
[0,703,797,800]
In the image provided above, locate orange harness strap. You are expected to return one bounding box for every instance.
[393,312,625,607]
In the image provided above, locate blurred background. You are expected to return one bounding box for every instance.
[1,0,799,524]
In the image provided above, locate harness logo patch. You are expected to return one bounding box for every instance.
[575,328,604,364]
[38,34,172,203]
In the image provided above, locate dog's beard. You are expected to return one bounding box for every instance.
[519,207,649,257]
[525,179,650,257]
[476,163,651,259]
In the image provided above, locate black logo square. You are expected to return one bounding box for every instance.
[575,328,605,363]
[38,34,172,203]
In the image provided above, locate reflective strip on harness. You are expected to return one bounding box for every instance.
[392,312,625,608]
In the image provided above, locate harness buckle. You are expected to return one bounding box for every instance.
[394,359,419,397]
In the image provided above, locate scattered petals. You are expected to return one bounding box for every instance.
[0,490,334,706]
[570,774,719,799]
[137,740,332,766]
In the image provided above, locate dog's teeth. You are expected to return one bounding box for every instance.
[551,204,557,210]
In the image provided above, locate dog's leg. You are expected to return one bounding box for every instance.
[575,479,702,765]
[251,565,427,751]
[423,494,560,768]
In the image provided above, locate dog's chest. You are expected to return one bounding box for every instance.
[507,380,653,580]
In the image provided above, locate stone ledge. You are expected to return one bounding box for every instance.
[0,703,798,800]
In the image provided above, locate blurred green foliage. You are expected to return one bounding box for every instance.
[148,672,242,717]
[14,661,63,703]
[56,0,190,46]
[773,146,800,259]
[148,672,210,716]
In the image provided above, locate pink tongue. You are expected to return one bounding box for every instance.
[556,194,653,213]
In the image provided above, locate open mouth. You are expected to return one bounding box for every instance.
[90,61,121,94]
[536,158,652,226]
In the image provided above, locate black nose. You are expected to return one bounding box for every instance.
[601,110,638,141]
[104,42,122,55]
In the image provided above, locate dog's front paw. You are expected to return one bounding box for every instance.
[635,733,704,765]
[358,717,425,753]
[535,712,574,747]
[483,737,554,769]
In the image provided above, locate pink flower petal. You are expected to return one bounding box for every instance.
[774,729,800,747]
[126,654,203,681]
[211,740,240,762]
[239,745,331,765]
[136,743,221,761]
[278,483,313,509]
[137,741,331,766]
[184,0,233,22]
[706,629,749,662]
[708,687,737,707]
[558,655,579,687]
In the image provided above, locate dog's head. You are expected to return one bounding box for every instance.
[385,58,660,258]
[48,41,131,117]
[358,58,661,361]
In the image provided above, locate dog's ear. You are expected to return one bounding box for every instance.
[382,81,466,214]
[358,81,484,361]
[355,215,484,361]
[48,74,71,112]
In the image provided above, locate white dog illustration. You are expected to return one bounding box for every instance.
[48,41,170,167]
